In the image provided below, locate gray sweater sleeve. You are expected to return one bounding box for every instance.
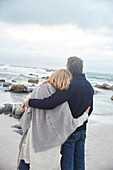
[77,112,88,127]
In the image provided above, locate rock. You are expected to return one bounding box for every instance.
[27,86,35,92]
[9,114,12,117]
[28,78,39,84]
[0,103,25,118]
[111,96,113,100]
[95,83,113,90]
[31,84,35,86]
[13,129,23,135]
[94,90,100,94]
[12,80,16,82]
[0,104,5,114]
[13,104,25,119]
[0,107,3,114]
[29,73,38,77]
[3,104,13,115]
[41,76,49,79]
[3,82,12,87]
[12,124,22,129]
[0,79,5,83]
[7,84,30,93]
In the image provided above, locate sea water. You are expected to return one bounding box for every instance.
[0,64,113,124]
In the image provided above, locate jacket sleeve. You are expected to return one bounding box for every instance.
[29,88,71,110]
[77,112,88,127]
[88,98,93,116]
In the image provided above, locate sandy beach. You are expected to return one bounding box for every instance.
[0,114,113,170]
[86,123,113,170]
[0,115,21,170]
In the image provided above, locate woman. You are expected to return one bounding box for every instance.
[18,69,90,170]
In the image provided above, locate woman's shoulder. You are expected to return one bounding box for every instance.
[40,82,56,91]
[31,83,56,98]
[33,83,48,91]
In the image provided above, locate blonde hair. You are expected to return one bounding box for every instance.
[43,69,72,90]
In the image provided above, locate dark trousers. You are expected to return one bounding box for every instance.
[19,160,30,170]
[61,130,86,170]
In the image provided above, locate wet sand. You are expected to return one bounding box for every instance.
[86,123,113,170]
[0,114,113,170]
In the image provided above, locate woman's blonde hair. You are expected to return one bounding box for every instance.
[43,69,72,90]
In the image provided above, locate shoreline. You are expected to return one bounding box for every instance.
[0,114,113,170]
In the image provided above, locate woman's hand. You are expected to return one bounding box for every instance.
[85,107,91,114]
[25,97,30,108]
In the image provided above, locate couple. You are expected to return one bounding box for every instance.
[17,56,94,170]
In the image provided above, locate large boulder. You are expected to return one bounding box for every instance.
[8,84,29,93]
[13,104,25,119]
[28,78,39,84]
[95,83,113,90]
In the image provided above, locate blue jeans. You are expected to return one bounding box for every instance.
[61,130,86,170]
[19,160,30,170]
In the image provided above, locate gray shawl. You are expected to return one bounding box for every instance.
[17,83,88,168]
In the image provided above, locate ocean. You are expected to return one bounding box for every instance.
[0,64,113,124]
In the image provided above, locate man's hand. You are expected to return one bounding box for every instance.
[25,97,30,108]
[85,107,91,114]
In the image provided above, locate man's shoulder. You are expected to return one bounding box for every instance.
[85,79,94,94]
[85,79,93,87]
[71,76,94,91]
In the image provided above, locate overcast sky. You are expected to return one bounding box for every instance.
[0,0,113,73]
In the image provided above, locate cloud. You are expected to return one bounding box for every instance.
[0,1,113,73]
[0,22,113,64]
[0,0,113,29]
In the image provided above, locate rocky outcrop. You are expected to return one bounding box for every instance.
[95,83,113,90]
[111,96,113,100]
[0,103,25,119]
[28,78,39,84]
[5,84,30,93]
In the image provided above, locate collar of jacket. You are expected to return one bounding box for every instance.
[72,74,86,80]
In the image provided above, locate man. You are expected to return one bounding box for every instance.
[25,56,94,170]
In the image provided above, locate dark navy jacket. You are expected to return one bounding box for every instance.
[29,74,94,132]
